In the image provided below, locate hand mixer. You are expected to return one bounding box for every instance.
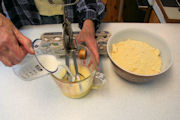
[48,0,82,82]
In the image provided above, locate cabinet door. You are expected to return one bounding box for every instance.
[149,10,160,23]
[102,0,122,22]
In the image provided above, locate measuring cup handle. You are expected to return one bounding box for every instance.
[91,72,106,90]
[32,39,42,48]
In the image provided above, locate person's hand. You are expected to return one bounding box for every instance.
[76,19,99,65]
[0,14,34,66]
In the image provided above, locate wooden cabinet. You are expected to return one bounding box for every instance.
[101,0,160,23]
[102,0,123,22]
[149,9,160,23]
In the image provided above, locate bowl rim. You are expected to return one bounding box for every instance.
[107,28,173,77]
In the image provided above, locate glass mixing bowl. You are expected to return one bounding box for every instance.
[51,45,105,98]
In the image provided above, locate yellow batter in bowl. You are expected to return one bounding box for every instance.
[111,39,162,75]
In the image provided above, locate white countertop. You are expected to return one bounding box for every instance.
[0,23,180,120]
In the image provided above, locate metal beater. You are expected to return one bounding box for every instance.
[48,0,81,82]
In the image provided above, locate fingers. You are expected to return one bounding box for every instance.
[0,55,12,66]
[0,30,27,61]
[0,28,27,66]
[88,57,99,71]
[13,27,35,54]
[0,14,28,66]
[85,38,99,65]
[76,32,99,66]
[0,48,27,67]
[3,32,27,62]
[0,46,25,66]
[88,45,99,66]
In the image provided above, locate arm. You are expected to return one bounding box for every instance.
[0,14,34,66]
[76,0,106,66]
[76,0,106,31]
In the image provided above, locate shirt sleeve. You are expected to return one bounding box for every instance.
[76,0,106,31]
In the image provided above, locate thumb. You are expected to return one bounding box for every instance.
[13,27,35,54]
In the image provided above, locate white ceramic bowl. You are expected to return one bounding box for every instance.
[107,28,173,83]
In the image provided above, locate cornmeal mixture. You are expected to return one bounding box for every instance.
[111,39,162,75]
